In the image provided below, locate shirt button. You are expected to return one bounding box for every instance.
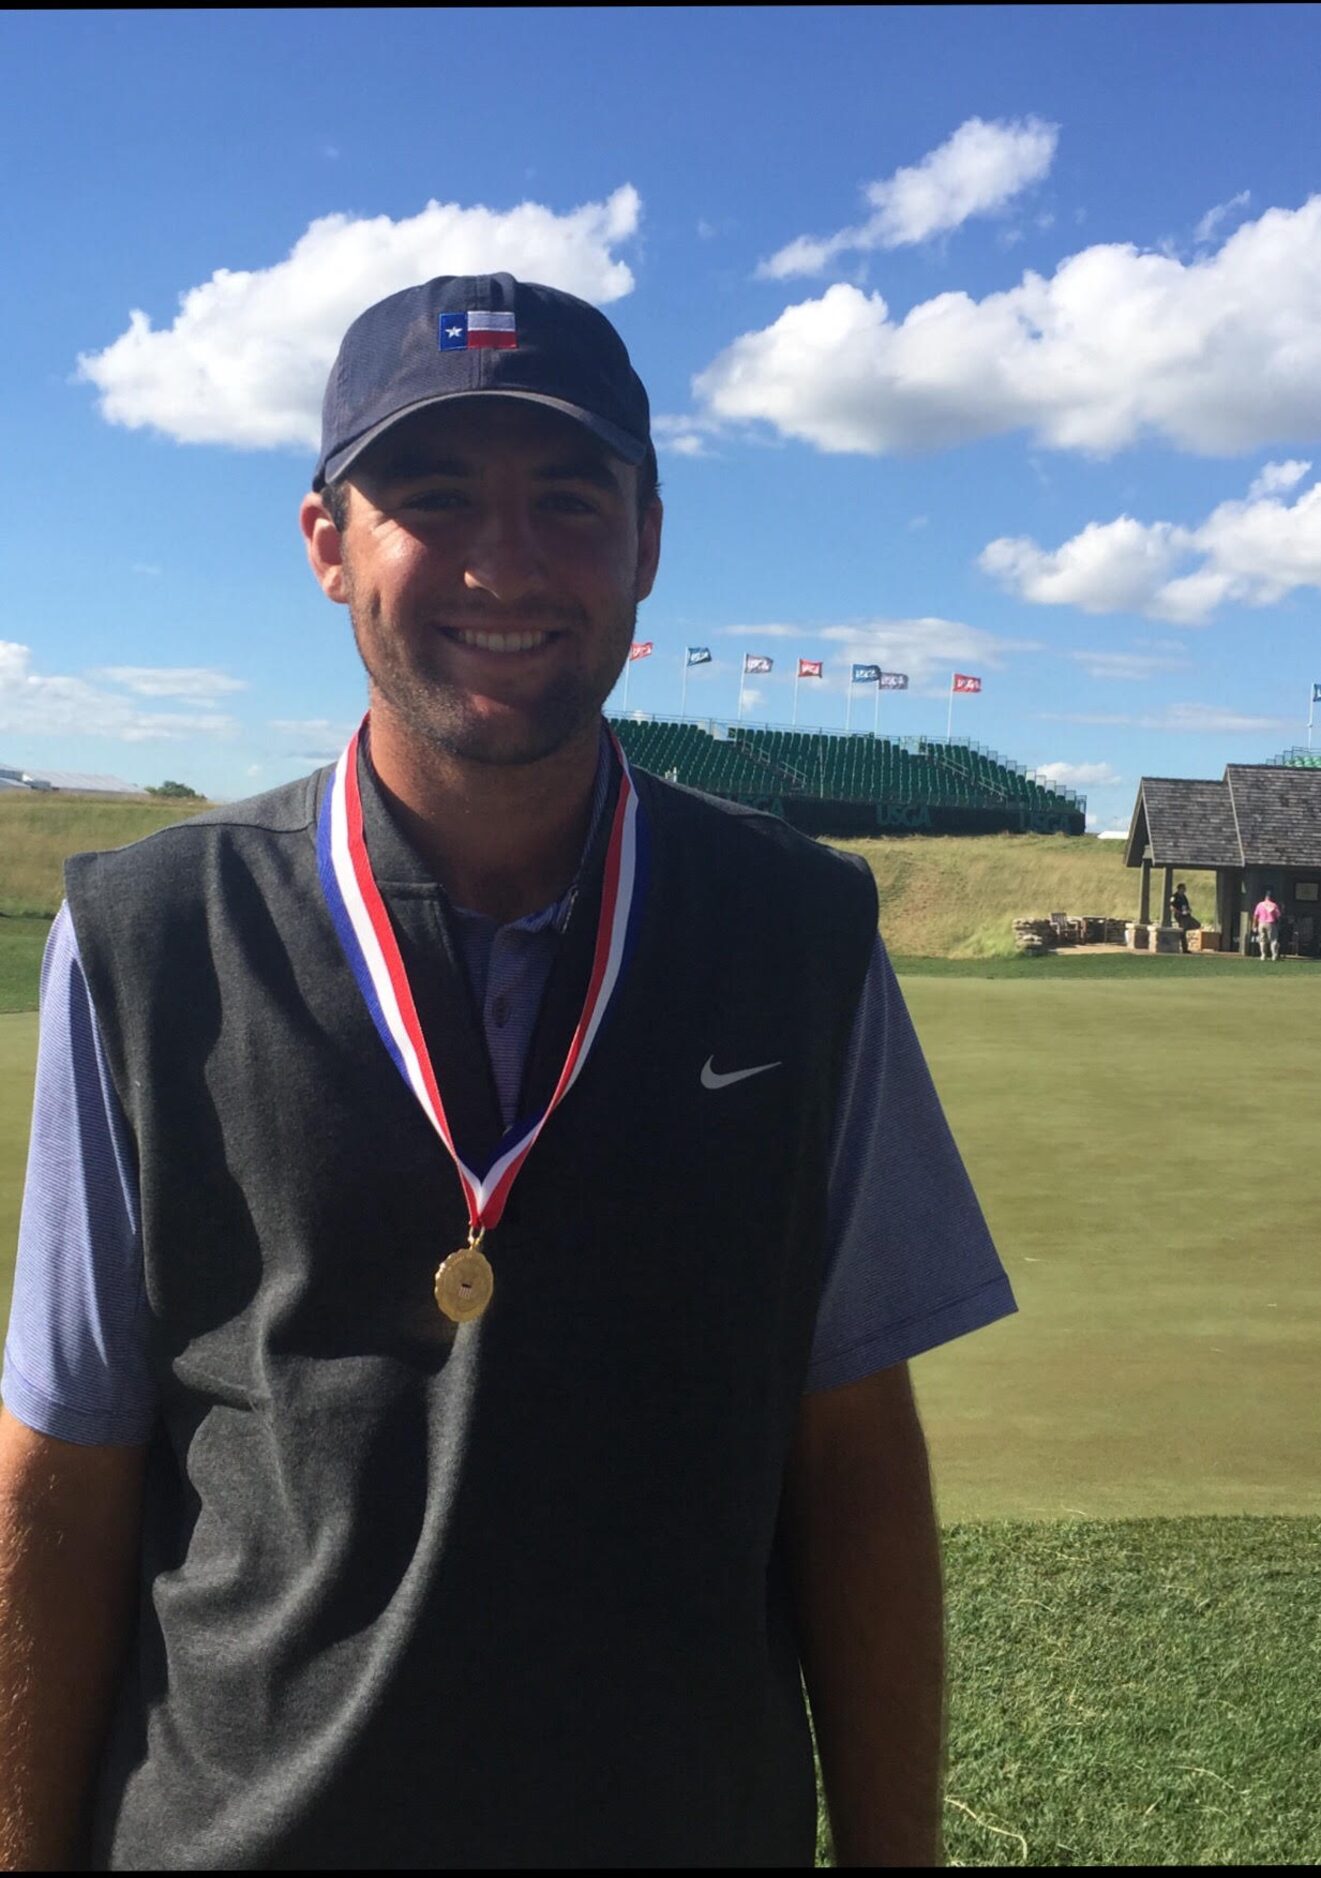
[491,994,510,1029]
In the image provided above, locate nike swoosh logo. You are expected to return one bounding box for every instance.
[701,1056,783,1091]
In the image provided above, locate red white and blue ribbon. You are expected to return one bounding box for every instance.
[317,717,643,1235]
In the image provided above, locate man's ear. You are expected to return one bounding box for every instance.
[635,496,663,604]
[300,491,349,605]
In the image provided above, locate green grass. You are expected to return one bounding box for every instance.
[0,1015,37,1273]
[906,971,1321,1523]
[893,950,1321,979]
[835,831,1218,959]
[0,917,53,1013]
[812,1516,1321,1867]
[0,793,1206,957]
[936,1517,1321,1867]
[0,793,208,918]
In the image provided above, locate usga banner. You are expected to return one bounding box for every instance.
[629,641,654,662]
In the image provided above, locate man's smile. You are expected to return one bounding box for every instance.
[441,626,560,656]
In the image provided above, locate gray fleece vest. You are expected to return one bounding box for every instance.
[65,757,876,1870]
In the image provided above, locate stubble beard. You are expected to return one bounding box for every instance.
[346,584,637,769]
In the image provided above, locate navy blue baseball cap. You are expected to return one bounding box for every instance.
[313,273,651,489]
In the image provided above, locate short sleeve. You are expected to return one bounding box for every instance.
[806,937,1016,1392]
[2,904,157,1444]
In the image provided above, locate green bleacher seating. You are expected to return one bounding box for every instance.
[608,719,1081,825]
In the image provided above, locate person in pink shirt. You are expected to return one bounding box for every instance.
[1253,891,1282,960]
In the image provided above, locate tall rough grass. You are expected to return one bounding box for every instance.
[0,795,209,916]
[836,833,1218,958]
[2,798,1215,956]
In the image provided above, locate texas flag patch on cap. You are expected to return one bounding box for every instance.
[439,310,518,351]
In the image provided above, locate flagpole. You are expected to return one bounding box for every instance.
[946,673,954,742]
[873,681,880,737]
[846,683,853,733]
[793,670,800,726]
[623,657,632,713]
[681,653,689,718]
[737,663,745,722]
[1310,683,1315,751]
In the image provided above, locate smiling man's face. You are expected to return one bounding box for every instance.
[304,399,661,768]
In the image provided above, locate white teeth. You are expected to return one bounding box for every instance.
[454,629,550,653]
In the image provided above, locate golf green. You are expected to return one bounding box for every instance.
[906,971,1321,1522]
[2,972,1318,1526]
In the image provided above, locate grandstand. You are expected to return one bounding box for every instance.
[608,717,1085,836]
[1268,746,1321,769]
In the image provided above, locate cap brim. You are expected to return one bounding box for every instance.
[315,390,647,489]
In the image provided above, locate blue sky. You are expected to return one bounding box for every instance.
[3,5,1320,831]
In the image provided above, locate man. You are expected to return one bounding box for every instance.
[1169,882,1194,953]
[0,274,1013,1868]
[1253,888,1283,961]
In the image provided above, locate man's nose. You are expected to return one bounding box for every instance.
[462,500,549,603]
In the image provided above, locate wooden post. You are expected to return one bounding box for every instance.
[1161,865,1174,927]
[1139,857,1152,924]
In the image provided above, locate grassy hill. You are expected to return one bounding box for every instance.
[839,830,1211,957]
[0,792,212,919]
[1,794,1210,965]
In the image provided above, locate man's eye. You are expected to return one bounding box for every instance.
[541,491,595,514]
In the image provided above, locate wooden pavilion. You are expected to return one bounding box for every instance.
[1125,765,1321,955]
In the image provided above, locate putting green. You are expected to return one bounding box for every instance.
[0,1016,37,1281]
[906,973,1321,1522]
[2,978,1319,1525]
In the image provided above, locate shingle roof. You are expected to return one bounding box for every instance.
[1226,765,1321,866]
[1126,766,1321,868]
[1127,777,1240,867]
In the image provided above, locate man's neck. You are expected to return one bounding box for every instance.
[365,708,602,925]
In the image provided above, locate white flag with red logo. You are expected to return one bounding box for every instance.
[797,658,823,678]
[952,673,982,693]
[629,641,654,662]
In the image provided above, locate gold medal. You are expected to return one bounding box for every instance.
[434,1230,494,1323]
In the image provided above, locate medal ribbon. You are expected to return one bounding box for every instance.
[317,717,643,1235]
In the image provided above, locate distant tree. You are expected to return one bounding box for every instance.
[146,780,202,800]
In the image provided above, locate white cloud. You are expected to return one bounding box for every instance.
[980,518,1192,614]
[97,666,247,701]
[1096,828,1128,840]
[1247,458,1311,500]
[0,642,239,741]
[981,473,1321,623]
[758,117,1058,278]
[1037,760,1122,788]
[1194,190,1251,246]
[77,187,641,451]
[700,196,1321,456]
[1069,648,1188,681]
[818,615,1037,691]
[652,413,719,459]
